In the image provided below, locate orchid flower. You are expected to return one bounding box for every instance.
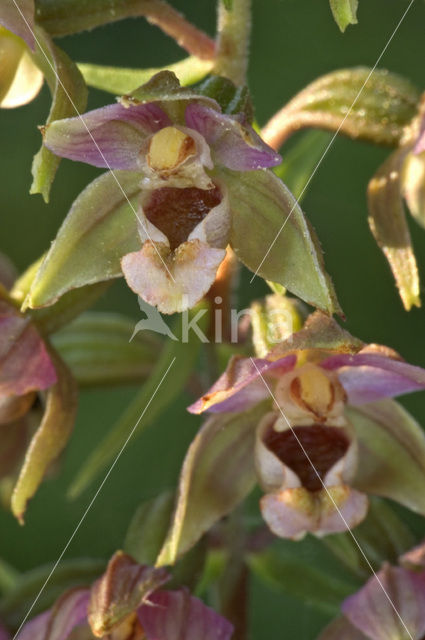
[319,540,425,640]
[31,71,340,316]
[187,311,425,540]
[18,551,234,640]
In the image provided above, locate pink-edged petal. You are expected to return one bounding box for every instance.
[122,239,225,314]
[185,103,281,171]
[47,589,90,640]
[0,301,57,397]
[260,486,368,540]
[18,610,51,640]
[43,102,171,169]
[321,352,425,404]
[188,354,296,414]
[139,589,234,640]
[0,0,35,50]
[342,565,425,640]
[414,118,425,154]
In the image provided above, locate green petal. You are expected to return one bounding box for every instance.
[156,401,269,566]
[218,168,341,314]
[11,352,78,523]
[329,0,358,32]
[367,147,420,310]
[26,170,141,310]
[30,26,88,202]
[348,399,425,516]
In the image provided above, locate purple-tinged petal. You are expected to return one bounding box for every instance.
[321,352,425,404]
[0,620,10,640]
[0,300,57,397]
[88,552,168,637]
[47,589,90,640]
[18,610,51,640]
[0,0,35,50]
[260,486,368,539]
[122,239,226,315]
[342,565,425,640]
[185,103,281,171]
[317,617,368,640]
[187,354,296,414]
[139,589,234,640]
[414,117,425,154]
[43,102,171,169]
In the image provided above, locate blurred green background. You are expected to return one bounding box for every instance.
[1,0,425,637]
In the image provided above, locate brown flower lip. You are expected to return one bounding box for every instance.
[263,423,350,492]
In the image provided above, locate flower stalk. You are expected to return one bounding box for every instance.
[214,0,251,86]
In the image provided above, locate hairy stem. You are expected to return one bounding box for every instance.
[214,0,251,86]
[36,0,215,60]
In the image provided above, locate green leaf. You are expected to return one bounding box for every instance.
[274,130,332,201]
[124,491,175,565]
[11,352,78,523]
[29,26,88,202]
[78,56,213,95]
[368,147,420,311]
[68,310,205,498]
[348,399,425,516]
[223,0,233,8]
[156,401,269,567]
[280,67,420,146]
[217,167,341,314]
[26,170,141,310]
[52,311,161,387]
[329,0,358,32]
[0,558,104,628]
[247,547,354,615]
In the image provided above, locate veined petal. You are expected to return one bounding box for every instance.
[19,589,89,640]
[367,147,420,310]
[185,103,281,171]
[88,552,168,636]
[0,300,57,397]
[0,0,35,50]
[187,354,296,414]
[139,590,234,640]
[342,565,425,640]
[121,240,226,314]
[321,352,425,404]
[260,485,368,539]
[43,102,171,169]
[400,540,425,570]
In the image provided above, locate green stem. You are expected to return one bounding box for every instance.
[35,0,215,60]
[214,0,251,86]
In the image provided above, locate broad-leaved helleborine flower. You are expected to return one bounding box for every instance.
[188,312,425,540]
[18,551,234,640]
[34,71,339,315]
